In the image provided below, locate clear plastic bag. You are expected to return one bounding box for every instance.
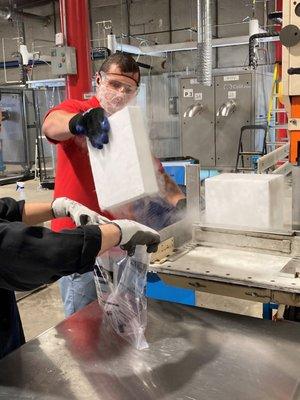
[94,246,150,350]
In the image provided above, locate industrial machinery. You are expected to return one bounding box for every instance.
[148,0,300,315]
[180,69,272,169]
[280,0,300,231]
[0,87,37,185]
[149,156,299,320]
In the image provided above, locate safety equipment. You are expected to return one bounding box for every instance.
[69,107,110,150]
[99,71,139,95]
[52,197,110,226]
[98,86,134,115]
[98,71,139,115]
[112,219,160,256]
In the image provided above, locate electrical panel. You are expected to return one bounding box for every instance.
[168,96,178,115]
[51,46,77,76]
[0,88,36,166]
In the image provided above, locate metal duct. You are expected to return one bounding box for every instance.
[197,0,212,86]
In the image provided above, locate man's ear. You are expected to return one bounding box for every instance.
[95,72,101,86]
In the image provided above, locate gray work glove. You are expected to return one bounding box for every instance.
[52,197,110,226]
[112,219,160,256]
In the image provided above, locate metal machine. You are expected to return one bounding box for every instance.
[148,150,299,319]
[159,12,300,316]
[0,87,37,185]
[280,1,300,230]
[180,69,272,169]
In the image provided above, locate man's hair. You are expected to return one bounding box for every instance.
[99,53,140,84]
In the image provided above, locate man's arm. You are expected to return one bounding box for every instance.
[0,197,160,292]
[22,202,54,225]
[158,172,185,207]
[43,107,110,150]
[42,110,76,142]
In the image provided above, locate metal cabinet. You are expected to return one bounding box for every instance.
[180,78,215,166]
[215,73,252,167]
[179,71,258,169]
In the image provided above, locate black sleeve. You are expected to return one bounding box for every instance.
[0,221,102,292]
[0,197,24,222]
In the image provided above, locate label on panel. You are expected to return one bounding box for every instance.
[183,88,193,97]
[223,75,239,81]
[194,92,203,101]
[228,91,236,99]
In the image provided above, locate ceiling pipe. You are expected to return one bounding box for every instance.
[197,0,212,86]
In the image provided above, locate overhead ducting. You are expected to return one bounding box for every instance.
[197,0,212,86]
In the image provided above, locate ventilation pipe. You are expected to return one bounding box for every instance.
[197,0,212,86]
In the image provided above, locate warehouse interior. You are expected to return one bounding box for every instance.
[1,0,300,399]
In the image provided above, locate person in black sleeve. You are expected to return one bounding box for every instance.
[0,196,160,359]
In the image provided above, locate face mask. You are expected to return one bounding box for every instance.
[98,85,134,115]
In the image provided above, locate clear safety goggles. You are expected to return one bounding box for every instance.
[99,71,139,96]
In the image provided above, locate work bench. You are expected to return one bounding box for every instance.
[1,299,300,399]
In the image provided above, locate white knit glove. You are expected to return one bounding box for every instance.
[112,219,160,256]
[52,197,110,227]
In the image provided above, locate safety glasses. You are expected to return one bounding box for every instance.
[99,71,139,96]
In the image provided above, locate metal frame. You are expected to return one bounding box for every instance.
[150,223,300,316]
[257,142,290,173]
[0,87,37,184]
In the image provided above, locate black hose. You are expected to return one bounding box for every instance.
[249,32,279,69]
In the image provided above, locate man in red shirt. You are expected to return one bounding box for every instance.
[43,53,185,316]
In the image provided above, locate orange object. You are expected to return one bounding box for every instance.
[289,97,300,165]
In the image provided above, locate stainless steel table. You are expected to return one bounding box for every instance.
[1,300,300,400]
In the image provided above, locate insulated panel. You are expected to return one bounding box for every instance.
[205,173,284,230]
[180,77,215,167]
[88,106,158,210]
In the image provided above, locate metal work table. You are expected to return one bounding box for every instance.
[1,300,300,400]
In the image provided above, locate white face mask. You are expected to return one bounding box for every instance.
[98,84,135,115]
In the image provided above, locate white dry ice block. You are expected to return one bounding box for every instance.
[205,173,284,230]
[88,106,158,210]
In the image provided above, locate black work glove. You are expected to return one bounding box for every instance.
[1,111,9,121]
[69,107,110,150]
[175,198,186,212]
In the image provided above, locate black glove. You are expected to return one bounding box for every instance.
[175,198,186,212]
[69,107,110,150]
[1,110,9,121]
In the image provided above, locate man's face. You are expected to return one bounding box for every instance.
[96,64,139,115]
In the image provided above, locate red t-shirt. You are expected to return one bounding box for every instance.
[46,96,163,232]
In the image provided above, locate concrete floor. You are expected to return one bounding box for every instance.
[1,178,263,342]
